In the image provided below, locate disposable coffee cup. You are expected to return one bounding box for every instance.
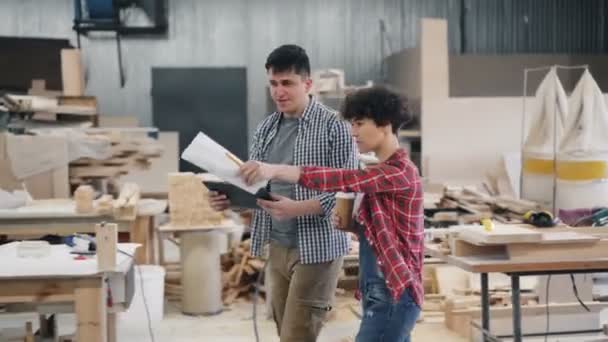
[335,192,355,230]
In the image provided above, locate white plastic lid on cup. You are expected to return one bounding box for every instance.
[336,192,355,199]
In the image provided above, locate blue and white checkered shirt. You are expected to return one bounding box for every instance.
[249,96,358,264]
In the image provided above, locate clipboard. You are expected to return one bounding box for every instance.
[203,180,273,209]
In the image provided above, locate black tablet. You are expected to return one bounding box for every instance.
[203,180,273,209]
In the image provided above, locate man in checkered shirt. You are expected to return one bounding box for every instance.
[210,44,357,341]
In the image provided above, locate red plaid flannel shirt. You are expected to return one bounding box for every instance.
[299,149,424,307]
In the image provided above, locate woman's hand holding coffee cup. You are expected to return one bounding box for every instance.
[332,210,344,230]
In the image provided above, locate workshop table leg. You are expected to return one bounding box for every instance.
[511,274,522,342]
[74,278,108,342]
[132,216,153,264]
[481,272,490,342]
[107,312,117,342]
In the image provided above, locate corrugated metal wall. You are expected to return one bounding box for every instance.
[461,0,608,54]
[1,0,606,140]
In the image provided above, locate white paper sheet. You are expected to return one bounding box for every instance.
[181,132,266,194]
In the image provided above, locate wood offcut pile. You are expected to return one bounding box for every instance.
[1,93,98,125]
[73,182,141,220]
[431,186,542,225]
[164,239,267,306]
[69,130,163,188]
[220,239,267,305]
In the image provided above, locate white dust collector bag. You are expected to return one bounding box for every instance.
[556,69,608,210]
[521,67,568,206]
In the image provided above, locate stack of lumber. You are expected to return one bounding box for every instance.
[438,186,542,224]
[163,239,266,306]
[69,130,163,187]
[1,93,98,126]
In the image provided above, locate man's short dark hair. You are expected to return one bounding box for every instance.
[340,86,411,134]
[265,44,311,77]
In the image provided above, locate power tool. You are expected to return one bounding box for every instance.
[523,210,556,228]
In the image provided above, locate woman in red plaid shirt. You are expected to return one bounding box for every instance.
[240,86,424,342]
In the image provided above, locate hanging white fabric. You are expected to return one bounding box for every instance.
[560,69,608,156]
[523,67,568,157]
[556,69,608,211]
[521,67,568,207]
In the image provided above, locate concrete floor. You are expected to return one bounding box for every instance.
[3,297,608,341]
[118,295,468,342]
[0,295,466,342]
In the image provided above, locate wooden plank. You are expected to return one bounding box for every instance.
[131,216,152,264]
[61,49,84,96]
[107,312,117,342]
[52,165,70,198]
[69,165,122,178]
[451,239,507,257]
[71,156,134,167]
[74,278,107,342]
[59,96,96,108]
[508,239,608,262]
[95,223,118,271]
[25,321,34,342]
[452,301,608,318]
[539,231,599,244]
[0,280,76,304]
[457,225,542,245]
[433,236,601,275]
[434,264,470,296]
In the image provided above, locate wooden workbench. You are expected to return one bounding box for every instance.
[0,242,138,342]
[426,243,608,342]
[0,199,166,264]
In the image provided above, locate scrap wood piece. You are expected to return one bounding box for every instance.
[231,254,250,287]
[223,288,240,305]
[441,296,481,311]
[456,224,542,245]
[113,182,140,219]
[69,165,122,178]
[74,185,94,214]
[248,259,265,271]
[243,264,256,276]
[95,194,114,215]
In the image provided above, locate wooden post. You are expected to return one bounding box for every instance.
[74,279,107,342]
[24,321,34,342]
[61,49,85,96]
[95,223,118,271]
[132,216,152,264]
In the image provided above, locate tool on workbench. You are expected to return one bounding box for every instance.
[523,210,556,228]
[481,218,494,232]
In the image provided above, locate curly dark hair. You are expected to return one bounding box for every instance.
[265,44,310,77]
[340,86,411,134]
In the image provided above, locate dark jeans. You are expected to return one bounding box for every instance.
[356,229,420,342]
